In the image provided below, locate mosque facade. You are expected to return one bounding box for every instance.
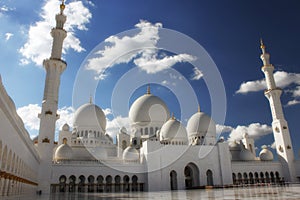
[0,2,299,197]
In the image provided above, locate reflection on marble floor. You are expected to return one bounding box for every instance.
[7,185,300,200]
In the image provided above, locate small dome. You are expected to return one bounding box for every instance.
[129,94,169,124]
[73,103,106,130]
[187,111,216,138]
[160,117,188,143]
[259,145,274,161]
[239,148,255,161]
[123,146,139,161]
[54,144,73,160]
[62,123,70,131]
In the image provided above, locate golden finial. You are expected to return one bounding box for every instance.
[260,38,265,49]
[197,104,200,112]
[146,84,151,95]
[171,112,175,120]
[60,0,65,14]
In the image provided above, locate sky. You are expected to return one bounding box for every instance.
[0,0,300,158]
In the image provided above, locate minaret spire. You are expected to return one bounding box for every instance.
[260,40,296,182]
[37,1,68,194]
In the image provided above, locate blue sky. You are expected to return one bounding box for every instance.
[0,0,299,158]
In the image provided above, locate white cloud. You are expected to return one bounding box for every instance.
[236,71,300,94]
[19,0,91,66]
[134,52,196,74]
[286,99,300,107]
[190,67,204,80]
[106,116,130,139]
[17,104,41,130]
[227,123,272,142]
[17,104,74,138]
[216,124,233,135]
[85,20,196,79]
[5,32,13,41]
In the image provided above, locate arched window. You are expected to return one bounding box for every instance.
[237,173,242,185]
[115,175,121,192]
[184,163,200,188]
[270,172,275,183]
[88,175,95,192]
[78,175,85,193]
[105,175,112,192]
[260,172,265,183]
[96,175,104,192]
[62,138,67,144]
[206,170,214,186]
[243,172,248,184]
[232,173,236,185]
[123,175,130,192]
[69,175,76,192]
[249,172,254,184]
[59,175,67,192]
[150,127,154,135]
[265,172,270,183]
[132,175,138,191]
[170,170,178,190]
[145,128,148,135]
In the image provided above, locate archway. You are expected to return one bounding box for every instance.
[132,175,138,191]
[69,175,76,192]
[59,175,66,192]
[96,175,103,192]
[232,173,236,185]
[78,175,85,192]
[170,170,178,190]
[88,175,94,192]
[115,175,121,192]
[123,175,130,192]
[184,163,199,188]
[105,175,112,192]
[206,170,214,186]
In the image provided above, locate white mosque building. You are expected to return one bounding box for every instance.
[0,1,299,197]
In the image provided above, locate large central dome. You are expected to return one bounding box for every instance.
[129,93,169,124]
[73,103,106,130]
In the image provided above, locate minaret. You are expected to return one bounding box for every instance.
[37,0,67,193]
[260,40,296,182]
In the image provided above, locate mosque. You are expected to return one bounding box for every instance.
[0,1,299,197]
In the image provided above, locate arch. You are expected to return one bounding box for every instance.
[96,175,104,192]
[88,175,95,192]
[123,175,130,192]
[270,171,275,183]
[150,127,154,135]
[105,175,112,192]
[206,170,214,186]
[254,172,259,183]
[265,172,270,183]
[249,172,254,184]
[260,172,265,183]
[237,173,242,185]
[59,175,67,192]
[184,163,199,188]
[115,175,121,192]
[132,175,138,191]
[145,128,148,135]
[78,175,85,192]
[232,173,236,185]
[69,175,76,192]
[170,170,178,190]
[243,172,248,184]
[62,138,67,144]
[6,149,12,171]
